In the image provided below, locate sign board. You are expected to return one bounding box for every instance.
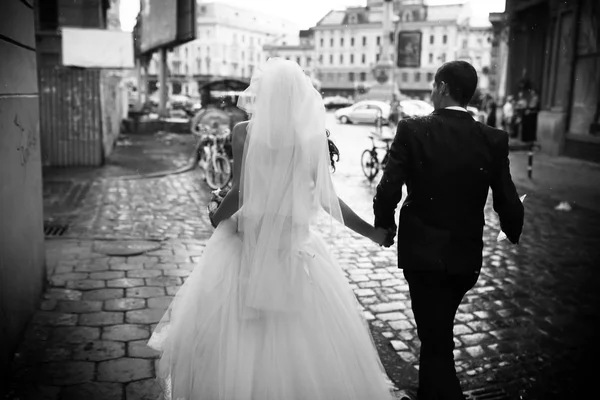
[62,28,134,68]
[139,0,196,54]
[397,31,422,68]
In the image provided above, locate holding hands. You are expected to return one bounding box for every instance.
[370,227,396,248]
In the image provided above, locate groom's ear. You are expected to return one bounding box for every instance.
[439,81,449,96]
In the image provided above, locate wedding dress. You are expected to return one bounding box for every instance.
[147,58,397,400]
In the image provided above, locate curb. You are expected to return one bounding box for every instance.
[102,156,198,181]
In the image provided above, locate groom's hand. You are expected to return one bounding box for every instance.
[383,228,396,248]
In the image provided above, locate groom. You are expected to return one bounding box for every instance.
[373,61,524,399]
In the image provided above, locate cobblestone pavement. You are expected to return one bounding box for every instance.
[9,117,600,399]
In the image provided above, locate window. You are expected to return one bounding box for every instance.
[306,57,312,66]
[241,67,245,77]
[330,54,334,64]
[376,54,380,62]
[402,72,408,82]
[340,54,344,64]
[429,53,433,64]
[430,35,434,45]
[443,34,448,44]
[172,82,182,94]
[351,37,355,46]
[362,54,366,64]
[330,38,334,47]
[462,39,468,49]
[377,36,381,45]
[241,51,245,60]
[360,72,367,81]
[319,54,324,64]
[242,35,245,43]
[427,72,434,82]
[362,36,367,46]
[350,54,354,64]
[340,38,344,46]
[197,59,201,73]
[415,72,421,82]
[320,38,324,47]
[297,56,301,65]
[441,53,446,63]
[349,72,355,81]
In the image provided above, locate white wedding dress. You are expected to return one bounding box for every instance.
[147,58,397,400]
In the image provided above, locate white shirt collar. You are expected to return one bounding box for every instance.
[444,106,468,113]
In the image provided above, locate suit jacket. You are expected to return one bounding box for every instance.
[373,108,525,274]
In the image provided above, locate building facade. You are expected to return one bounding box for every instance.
[504,0,600,162]
[146,1,298,99]
[311,0,492,99]
[311,6,394,97]
[0,0,45,384]
[392,0,492,99]
[262,30,315,72]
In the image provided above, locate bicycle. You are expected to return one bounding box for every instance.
[361,132,393,182]
[193,125,233,190]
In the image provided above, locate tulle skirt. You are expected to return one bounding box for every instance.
[148,217,396,400]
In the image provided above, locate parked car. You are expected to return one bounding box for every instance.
[324,95,353,110]
[334,100,391,124]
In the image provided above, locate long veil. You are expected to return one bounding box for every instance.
[236,58,344,318]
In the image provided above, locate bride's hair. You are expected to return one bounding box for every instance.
[326,129,340,172]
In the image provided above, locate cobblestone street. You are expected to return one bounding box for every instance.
[7,116,600,399]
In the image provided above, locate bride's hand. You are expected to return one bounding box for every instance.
[370,227,395,247]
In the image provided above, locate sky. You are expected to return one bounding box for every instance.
[120,0,506,32]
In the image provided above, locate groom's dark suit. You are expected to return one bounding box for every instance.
[373,108,524,399]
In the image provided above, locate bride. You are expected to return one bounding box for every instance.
[148,58,397,400]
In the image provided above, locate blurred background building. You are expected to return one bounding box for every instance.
[144,1,298,99]
[35,0,129,167]
[502,0,599,162]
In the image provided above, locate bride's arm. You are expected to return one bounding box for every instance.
[337,198,375,239]
[333,197,391,246]
[210,122,247,226]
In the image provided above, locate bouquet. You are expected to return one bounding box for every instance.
[497,194,527,242]
[207,188,230,228]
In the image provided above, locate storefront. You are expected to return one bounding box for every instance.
[505,0,600,162]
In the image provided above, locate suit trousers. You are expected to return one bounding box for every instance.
[403,269,479,400]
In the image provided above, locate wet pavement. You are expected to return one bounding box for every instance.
[7,114,600,399]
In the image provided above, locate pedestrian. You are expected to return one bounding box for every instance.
[486,98,497,128]
[514,90,528,140]
[502,95,515,137]
[521,88,540,143]
[147,58,397,400]
[373,60,525,400]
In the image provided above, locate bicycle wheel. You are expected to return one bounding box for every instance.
[205,154,232,190]
[361,149,380,181]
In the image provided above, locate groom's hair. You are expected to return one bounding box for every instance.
[434,61,478,107]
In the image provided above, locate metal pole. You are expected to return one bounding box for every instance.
[527,143,533,179]
[159,47,168,118]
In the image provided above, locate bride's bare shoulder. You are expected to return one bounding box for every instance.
[231,121,249,151]
[232,121,249,141]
